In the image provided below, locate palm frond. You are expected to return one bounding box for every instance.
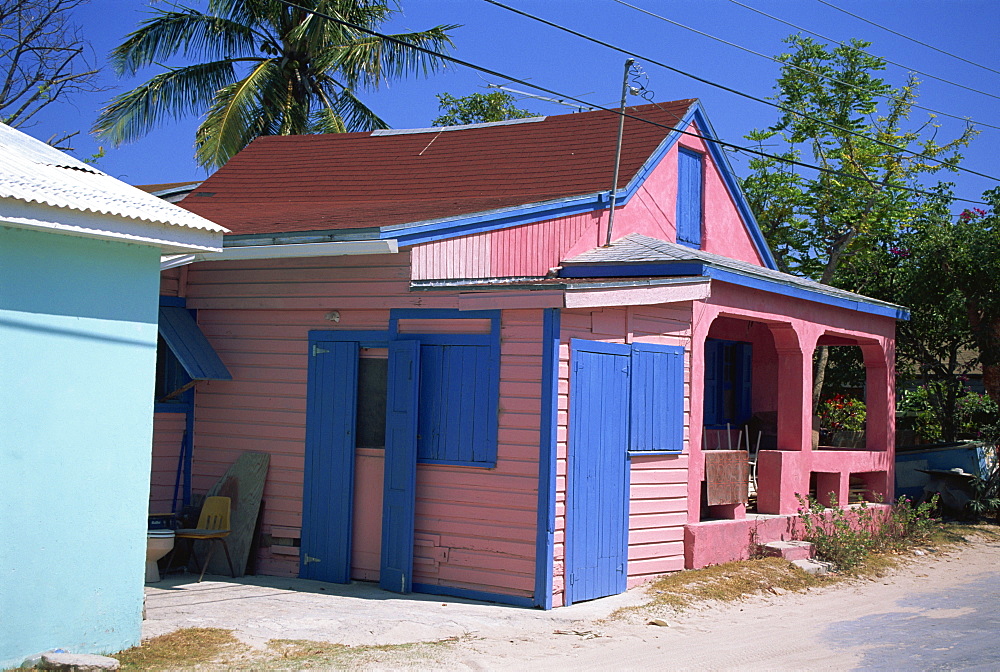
[319,24,458,91]
[111,7,261,76]
[93,60,241,145]
[325,86,388,133]
[195,58,287,168]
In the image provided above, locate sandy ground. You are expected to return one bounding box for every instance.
[143,535,1000,670]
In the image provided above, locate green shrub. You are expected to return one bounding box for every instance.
[818,394,866,432]
[796,493,939,571]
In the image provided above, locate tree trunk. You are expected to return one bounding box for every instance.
[812,346,828,414]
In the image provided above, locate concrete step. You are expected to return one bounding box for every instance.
[759,540,814,561]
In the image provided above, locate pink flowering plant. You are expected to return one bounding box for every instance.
[819,394,866,432]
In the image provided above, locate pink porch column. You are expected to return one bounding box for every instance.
[756,323,817,514]
[861,339,896,499]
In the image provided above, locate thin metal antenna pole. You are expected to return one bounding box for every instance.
[604,58,634,247]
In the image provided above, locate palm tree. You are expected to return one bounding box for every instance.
[93,0,457,168]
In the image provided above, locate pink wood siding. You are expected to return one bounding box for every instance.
[148,254,542,596]
[352,448,384,581]
[150,412,185,514]
[553,305,692,606]
[411,211,603,280]
[160,268,182,297]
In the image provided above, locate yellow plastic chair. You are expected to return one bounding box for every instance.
[169,496,236,582]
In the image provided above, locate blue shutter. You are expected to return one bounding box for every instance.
[677,149,703,248]
[417,344,497,466]
[630,343,685,453]
[704,339,722,426]
[380,339,420,593]
[158,306,231,380]
[737,342,753,425]
[301,340,358,583]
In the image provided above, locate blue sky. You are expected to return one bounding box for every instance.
[24,0,1000,205]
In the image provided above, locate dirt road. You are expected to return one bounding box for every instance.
[143,535,1000,670]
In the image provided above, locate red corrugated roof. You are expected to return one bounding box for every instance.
[180,100,696,236]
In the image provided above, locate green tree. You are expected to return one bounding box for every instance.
[740,36,977,406]
[432,91,536,126]
[93,0,457,169]
[907,190,1000,405]
[742,36,975,283]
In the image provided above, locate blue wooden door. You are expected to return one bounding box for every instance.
[566,340,631,605]
[301,340,358,583]
[380,340,420,593]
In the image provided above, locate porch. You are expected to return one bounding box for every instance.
[685,294,897,569]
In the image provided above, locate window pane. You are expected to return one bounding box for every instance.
[356,357,388,449]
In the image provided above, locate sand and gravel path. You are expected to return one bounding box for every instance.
[143,534,1000,670]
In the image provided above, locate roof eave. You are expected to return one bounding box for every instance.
[559,260,909,320]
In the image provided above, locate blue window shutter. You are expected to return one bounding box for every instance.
[416,343,498,466]
[380,339,420,594]
[737,342,753,425]
[704,339,721,426]
[301,340,358,583]
[158,306,231,381]
[677,149,703,248]
[630,343,685,452]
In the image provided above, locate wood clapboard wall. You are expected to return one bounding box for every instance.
[150,412,186,514]
[410,211,602,280]
[160,252,542,596]
[554,306,692,606]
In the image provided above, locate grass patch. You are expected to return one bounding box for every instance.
[640,557,826,611]
[264,637,462,670]
[115,628,248,670]
[114,629,463,671]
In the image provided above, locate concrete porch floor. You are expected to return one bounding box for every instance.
[143,574,647,648]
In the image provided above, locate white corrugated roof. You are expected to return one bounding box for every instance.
[0,123,226,233]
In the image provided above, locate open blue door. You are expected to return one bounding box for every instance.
[380,339,420,593]
[566,340,631,605]
[301,340,358,583]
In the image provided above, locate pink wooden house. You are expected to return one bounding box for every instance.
[152,101,904,608]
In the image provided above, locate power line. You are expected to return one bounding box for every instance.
[723,0,1000,130]
[483,0,998,183]
[816,0,1000,78]
[272,0,990,205]
[613,0,1000,107]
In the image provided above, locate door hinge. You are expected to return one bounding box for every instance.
[303,554,321,565]
[312,344,330,356]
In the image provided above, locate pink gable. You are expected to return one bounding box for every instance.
[411,120,766,281]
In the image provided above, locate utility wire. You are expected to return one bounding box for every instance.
[613,0,1000,108]
[816,0,1000,78]
[484,0,999,183]
[723,0,1000,130]
[273,0,989,205]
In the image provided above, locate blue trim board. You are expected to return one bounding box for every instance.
[412,583,535,609]
[308,330,390,348]
[559,262,706,279]
[534,308,560,610]
[381,194,605,247]
[158,295,186,307]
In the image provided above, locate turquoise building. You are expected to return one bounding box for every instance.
[0,124,225,668]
